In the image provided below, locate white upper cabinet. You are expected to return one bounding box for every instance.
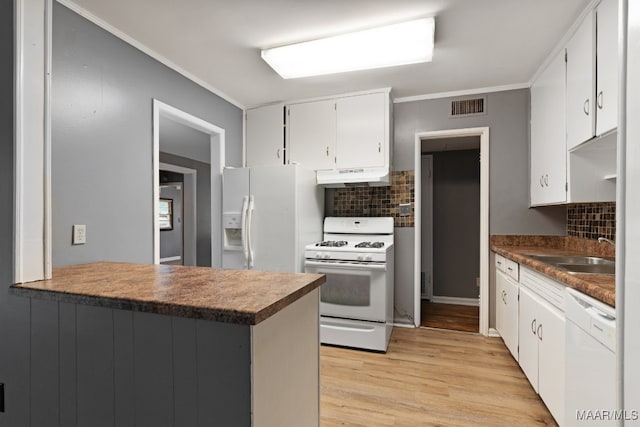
[286,89,391,175]
[566,11,596,150]
[246,104,285,167]
[336,93,386,169]
[530,50,567,206]
[595,0,618,136]
[566,0,619,149]
[286,99,336,171]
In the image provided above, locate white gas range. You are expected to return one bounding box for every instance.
[304,217,394,352]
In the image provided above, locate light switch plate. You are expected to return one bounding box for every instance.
[72,224,86,245]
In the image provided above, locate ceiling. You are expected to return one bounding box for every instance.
[65,0,590,108]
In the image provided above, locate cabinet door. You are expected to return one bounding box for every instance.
[336,93,386,169]
[566,11,596,149]
[518,287,539,392]
[495,270,507,340]
[503,276,519,361]
[537,297,565,424]
[496,270,518,361]
[287,100,336,170]
[596,0,618,135]
[530,50,567,205]
[246,104,284,167]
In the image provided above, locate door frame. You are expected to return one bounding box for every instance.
[420,154,434,301]
[414,127,490,335]
[159,163,197,266]
[153,99,225,267]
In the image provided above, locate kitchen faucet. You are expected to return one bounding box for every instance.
[598,237,615,247]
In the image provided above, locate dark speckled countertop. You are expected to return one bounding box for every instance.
[491,235,615,307]
[10,262,326,325]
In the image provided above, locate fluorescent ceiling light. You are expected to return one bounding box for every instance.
[261,18,435,79]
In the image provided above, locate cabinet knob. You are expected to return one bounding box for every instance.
[531,318,537,335]
[583,99,590,116]
[544,174,549,187]
[597,91,604,109]
[378,142,381,153]
[540,176,544,188]
[276,148,281,159]
[326,147,329,156]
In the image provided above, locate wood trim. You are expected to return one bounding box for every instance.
[430,296,480,307]
[14,0,49,283]
[394,83,529,104]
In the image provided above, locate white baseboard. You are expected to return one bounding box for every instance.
[393,322,416,329]
[488,328,500,338]
[430,296,480,307]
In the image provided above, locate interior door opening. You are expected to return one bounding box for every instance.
[159,179,184,265]
[414,128,490,335]
[420,139,480,333]
[152,99,226,267]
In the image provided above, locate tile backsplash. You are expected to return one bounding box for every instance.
[332,170,414,227]
[567,202,616,241]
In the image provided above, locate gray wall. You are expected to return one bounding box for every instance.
[51,3,243,267]
[393,89,567,324]
[431,149,481,299]
[160,152,212,267]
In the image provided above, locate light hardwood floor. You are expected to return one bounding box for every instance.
[320,327,557,427]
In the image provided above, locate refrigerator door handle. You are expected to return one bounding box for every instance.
[247,195,255,268]
[241,196,250,267]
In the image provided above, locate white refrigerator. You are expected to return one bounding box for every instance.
[222,164,324,273]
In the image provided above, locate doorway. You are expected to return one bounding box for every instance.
[152,100,226,267]
[414,128,490,335]
[159,181,184,265]
[420,140,481,333]
[159,164,197,266]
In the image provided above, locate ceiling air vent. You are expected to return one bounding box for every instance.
[449,97,487,118]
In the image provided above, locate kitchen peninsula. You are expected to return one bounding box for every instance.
[11,262,325,427]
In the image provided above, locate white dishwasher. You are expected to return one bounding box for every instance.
[565,287,617,426]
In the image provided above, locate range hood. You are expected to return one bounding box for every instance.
[316,166,390,187]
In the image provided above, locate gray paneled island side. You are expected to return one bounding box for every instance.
[11,262,325,427]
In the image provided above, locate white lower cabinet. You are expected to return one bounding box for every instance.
[518,269,566,425]
[495,258,519,361]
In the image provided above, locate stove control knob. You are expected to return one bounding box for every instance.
[365,255,373,261]
[357,255,364,261]
[316,252,323,259]
[324,254,331,259]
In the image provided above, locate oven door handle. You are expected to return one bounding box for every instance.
[304,260,387,271]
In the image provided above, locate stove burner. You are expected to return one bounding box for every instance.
[355,241,385,249]
[315,240,348,247]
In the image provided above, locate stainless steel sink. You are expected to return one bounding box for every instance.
[525,254,614,265]
[558,263,615,275]
[524,254,615,275]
